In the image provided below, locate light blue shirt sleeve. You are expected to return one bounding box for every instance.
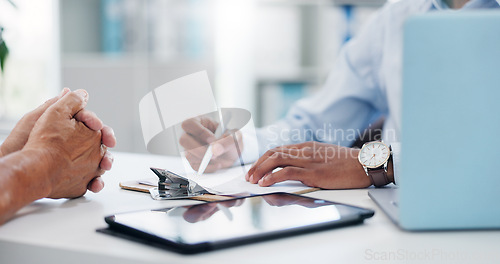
[391,142,401,184]
[255,6,389,155]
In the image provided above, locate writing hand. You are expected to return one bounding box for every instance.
[179,116,242,173]
[23,90,108,198]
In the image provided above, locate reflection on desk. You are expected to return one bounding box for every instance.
[0,152,499,264]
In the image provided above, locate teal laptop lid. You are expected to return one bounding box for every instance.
[400,11,500,230]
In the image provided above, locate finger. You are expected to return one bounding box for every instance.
[87,176,105,193]
[199,117,219,132]
[246,145,307,180]
[179,133,206,153]
[246,147,285,181]
[184,144,209,161]
[74,109,103,131]
[246,147,285,179]
[3,96,60,151]
[33,96,60,117]
[181,118,217,144]
[211,132,239,158]
[185,152,202,169]
[101,125,116,148]
[99,151,114,171]
[248,152,308,184]
[96,168,106,176]
[49,89,89,118]
[258,167,307,187]
[60,87,71,97]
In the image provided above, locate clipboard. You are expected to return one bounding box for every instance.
[119,180,234,202]
[119,168,320,202]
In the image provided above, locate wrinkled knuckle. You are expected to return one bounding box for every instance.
[67,91,81,102]
[270,146,281,152]
[100,144,108,155]
[270,152,283,161]
[265,149,278,157]
[253,166,264,177]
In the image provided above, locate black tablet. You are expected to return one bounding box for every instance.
[102,193,374,254]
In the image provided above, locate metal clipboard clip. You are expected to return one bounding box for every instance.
[148,168,210,200]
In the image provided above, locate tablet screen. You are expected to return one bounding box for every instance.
[105,193,373,252]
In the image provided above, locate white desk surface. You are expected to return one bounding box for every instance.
[0,152,499,264]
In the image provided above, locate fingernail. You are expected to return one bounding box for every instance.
[98,177,105,188]
[75,90,88,100]
[106,151,114,163]
[90,177,105,193]
[59,87,69,97]
[258,178,264,186]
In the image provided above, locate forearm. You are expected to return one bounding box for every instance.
[0,149,53,225]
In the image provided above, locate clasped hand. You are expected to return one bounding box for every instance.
[0,88,116,198]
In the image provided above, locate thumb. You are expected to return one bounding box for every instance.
[49,89,89,118]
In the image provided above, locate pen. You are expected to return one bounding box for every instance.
[197,110,230,176]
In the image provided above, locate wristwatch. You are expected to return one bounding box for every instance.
[358,141,392,187]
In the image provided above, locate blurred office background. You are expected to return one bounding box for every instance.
[0,0,386,153]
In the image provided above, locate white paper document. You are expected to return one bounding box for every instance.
[183,165,311,195]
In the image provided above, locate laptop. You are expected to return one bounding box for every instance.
[369,11,500,230]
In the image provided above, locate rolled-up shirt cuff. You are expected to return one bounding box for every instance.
[390,142,401,185]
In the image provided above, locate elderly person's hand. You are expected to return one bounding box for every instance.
[22,89,107,198]
[0,88,116,193]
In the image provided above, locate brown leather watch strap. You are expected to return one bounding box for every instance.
[367,168,391,187]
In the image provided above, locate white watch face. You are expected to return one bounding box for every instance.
[358,142,390,168]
